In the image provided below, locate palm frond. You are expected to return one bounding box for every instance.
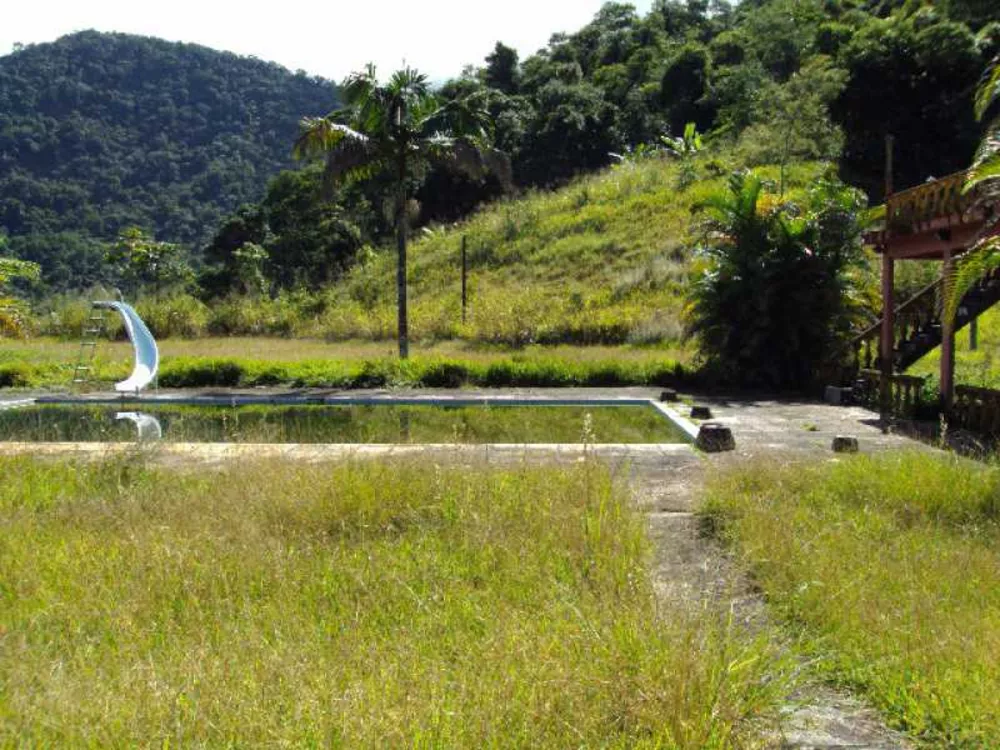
[342,63,379,108]
[427,139,513,191]
[292,117,370,161]
[968,154,1000,188]
[389,67,430,98]
[974,56,1000,121]
[944,236,1000,325]
[322,136,379,182]
[420,94,492,142]
[294,117,377,197]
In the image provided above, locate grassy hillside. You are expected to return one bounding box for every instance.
[26,155,830,350]
[292,156,831,348]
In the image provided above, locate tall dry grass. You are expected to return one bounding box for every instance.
[0,455,788,747]
[703,452,1000,746]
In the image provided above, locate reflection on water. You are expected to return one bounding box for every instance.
[115,412,163,442]
[0,404,691,445]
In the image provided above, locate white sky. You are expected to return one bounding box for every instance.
[2,0,655,82]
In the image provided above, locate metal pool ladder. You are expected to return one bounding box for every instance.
[72,304,109,386]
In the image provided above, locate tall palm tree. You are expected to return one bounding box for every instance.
[945,56,1000,323]
[293,65,509,359]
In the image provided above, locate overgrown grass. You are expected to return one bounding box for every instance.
[702,452,1000,746]
[0,456,786,746]
[0,337,691,390]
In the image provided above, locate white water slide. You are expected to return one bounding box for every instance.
[93,301,159,393]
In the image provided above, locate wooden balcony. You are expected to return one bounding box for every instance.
[865,170,994,260]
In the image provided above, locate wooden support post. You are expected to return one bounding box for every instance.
[884,134,895,200]
[970,317,978,351]
[941,250,956,412]
[460,235,468,325]
[879,133,896,430]
[880,252,895,427]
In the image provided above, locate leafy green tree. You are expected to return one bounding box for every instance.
[660,43,715,134]
[294,65,507,358]
[739,57,847,191]
[685,171,867,388]
[484,43,520,94]
[232,242,269,297]
[0,231,41,336]
[519,81,620,185]
[105,227,192,297]
[834,9,984,197]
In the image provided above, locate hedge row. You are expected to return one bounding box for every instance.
[0,356,690,391]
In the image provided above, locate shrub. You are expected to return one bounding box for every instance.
[135,294,210,338]
[159,358,244,388]
[0,362,33,388]
[685,171,867,388]
[418,360,473,388]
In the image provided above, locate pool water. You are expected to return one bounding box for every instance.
[0,404,691,444]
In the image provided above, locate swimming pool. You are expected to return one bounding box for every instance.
[0,398,695,445]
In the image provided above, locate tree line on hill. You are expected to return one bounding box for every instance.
[200,0,997,300]
[0,0,997,300]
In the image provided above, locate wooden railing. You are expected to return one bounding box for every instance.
[886,170,980,232]
[855,369,928,419]
[952,385,1000,436]
[852,279,942,371]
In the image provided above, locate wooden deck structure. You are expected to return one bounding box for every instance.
[865,169,997,413]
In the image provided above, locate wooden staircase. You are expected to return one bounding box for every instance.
[853,267,1000,373]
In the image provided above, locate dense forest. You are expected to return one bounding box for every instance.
[0,31,339,290]
[1,1,998,295]
[211,0,997,299]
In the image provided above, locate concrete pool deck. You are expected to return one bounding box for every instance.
[0,386,921,747]
[2,385,932,458]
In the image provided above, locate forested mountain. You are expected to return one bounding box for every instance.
[2,2,998,295]
[0,31,338,289]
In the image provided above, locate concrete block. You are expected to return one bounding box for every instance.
[824,386,853,406]
[690,405,713,419]
[832,435,859,453]
[697,423,735,452]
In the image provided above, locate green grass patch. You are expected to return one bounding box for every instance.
[0,338,691,390]
[1,456,785,746]
[702,452,1000,746]
[911,306,1000,390]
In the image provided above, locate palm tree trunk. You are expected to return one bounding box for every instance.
[396,154,409,360]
